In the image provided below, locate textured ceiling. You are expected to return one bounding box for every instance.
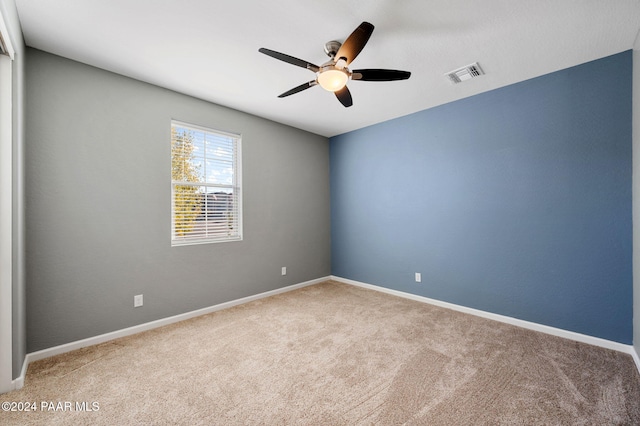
[14,0,640,137]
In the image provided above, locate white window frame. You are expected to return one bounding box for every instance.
[170,120,242,246]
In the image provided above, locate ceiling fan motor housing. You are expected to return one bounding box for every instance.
[324,40,342,58]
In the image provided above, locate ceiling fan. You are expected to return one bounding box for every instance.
[259,22,411,107]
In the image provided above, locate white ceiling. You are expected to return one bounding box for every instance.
[14,0,640,137]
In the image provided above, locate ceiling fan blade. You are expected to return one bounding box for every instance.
[352,69,411,81]
[335,86,353,107]
[259,48,320,72]
[278,81,318,98]
[335,22,374,65]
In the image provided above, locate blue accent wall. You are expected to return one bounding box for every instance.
[330,51,632,344]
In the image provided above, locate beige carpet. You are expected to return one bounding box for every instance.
[3,281,640,425]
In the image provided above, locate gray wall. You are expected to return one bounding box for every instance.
[634,33,640,355]
[0,0,26,379]
[26,48,330,352]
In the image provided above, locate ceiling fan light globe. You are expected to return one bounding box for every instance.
[317,69,349,92]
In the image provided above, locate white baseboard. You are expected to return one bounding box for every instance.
[13,276,330,389]
[10,357,27,390]
[331,276,638,359]
[631,346,640,374]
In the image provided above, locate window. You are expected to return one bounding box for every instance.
[171,121,242,245]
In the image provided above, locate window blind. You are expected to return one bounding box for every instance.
[171,121,242,245]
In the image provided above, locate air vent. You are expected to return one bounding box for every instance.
[446,62,484,84]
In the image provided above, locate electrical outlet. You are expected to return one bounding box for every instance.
[134,294,143,307]
[415,273,422,283]
[281,267,287,276]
